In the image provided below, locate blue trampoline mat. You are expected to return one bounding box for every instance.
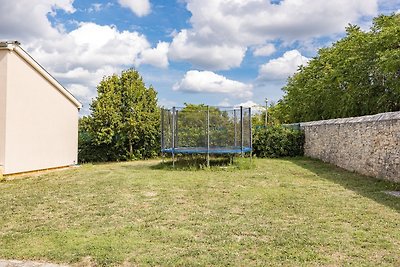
[161,146,252,154]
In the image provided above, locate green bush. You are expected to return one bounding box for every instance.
[78,130,122,163]
[253,126,304,158]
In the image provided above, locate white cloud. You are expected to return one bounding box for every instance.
[137,42,169,68]
[169,0,377,70]
[258,50,309,81]
[27,22,150,73]
[235,100,266,113]
[0,1,167,114]
[67,84,96,99]
[88,3,102,12]
[118,0,151,17]
[188,0,377,42]
[0,0,75,41]
[253,44,276,57]
[169,30,246,70]
[235,100,260,108]
[218,98,231,107]
[173,70,253,99]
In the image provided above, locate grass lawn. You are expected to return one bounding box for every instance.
[0,157,399,266]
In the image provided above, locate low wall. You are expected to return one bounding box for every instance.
[300,112,400,183]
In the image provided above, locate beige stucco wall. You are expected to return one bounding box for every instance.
[2,50,79,174]
[0,50,7,173]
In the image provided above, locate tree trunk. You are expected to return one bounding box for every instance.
[129,139,133,157]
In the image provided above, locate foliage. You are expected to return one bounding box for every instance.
[79,69,159,162]
[278,14,400,123]
[253,125,304,158]
[252,101,291,129]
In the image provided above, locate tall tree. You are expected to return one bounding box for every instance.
[79,69,159,162]
[278,14,400,123]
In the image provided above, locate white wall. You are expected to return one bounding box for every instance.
[3,51,79,174]
[0,50,7,172]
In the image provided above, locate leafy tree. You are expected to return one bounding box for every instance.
[79,69,159,162]
[278,14,400,123]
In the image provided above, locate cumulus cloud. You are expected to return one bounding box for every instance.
[137,42,169,68]
[169,30,246,70]
[218,98,231,107]
[0,1,166,114]
[173,70,253,99]
[68,84,96,99]
[235,100,266,113]
[258,50,309,81]
[29,22,150,71]
[118,0,151,17]
[217,99,265,113]
[169,0,377,70]
[253,44,276,57]
[88,2,113,13]
[0,0,75,41]
[235,100,260,108]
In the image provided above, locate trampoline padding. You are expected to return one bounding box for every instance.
[161,147,252,154]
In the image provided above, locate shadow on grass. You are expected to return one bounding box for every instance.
[287,157,400,213]
[151,154,253,171]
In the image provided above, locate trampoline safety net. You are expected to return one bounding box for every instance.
[161,106,252,155]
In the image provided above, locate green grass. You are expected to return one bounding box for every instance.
[0,157,399,266]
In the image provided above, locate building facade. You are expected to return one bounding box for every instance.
[0,41,82,175]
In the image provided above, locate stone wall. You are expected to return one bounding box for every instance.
[300,111,400,183]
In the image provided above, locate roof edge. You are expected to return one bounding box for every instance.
[0,42,82,109]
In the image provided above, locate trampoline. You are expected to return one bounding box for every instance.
[161,105,252,167]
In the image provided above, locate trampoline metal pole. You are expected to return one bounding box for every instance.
[240,106,244,157]
[234,110,237,147]
[207,105,210,168]
[161,108,164,163]
[175,110,179,148]
[172,107,176,168]
[249,107,252,163]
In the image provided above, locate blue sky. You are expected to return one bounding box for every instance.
[0,0,399,114]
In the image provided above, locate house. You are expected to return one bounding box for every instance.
[0,41,82,175]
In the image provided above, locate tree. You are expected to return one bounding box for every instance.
[79,69,159,162]
[277,13,400,123]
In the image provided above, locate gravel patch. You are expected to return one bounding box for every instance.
[0,260,68,267]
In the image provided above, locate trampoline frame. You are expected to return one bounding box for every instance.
[161,106,252,167]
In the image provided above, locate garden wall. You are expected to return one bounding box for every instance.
[300,111,400,183]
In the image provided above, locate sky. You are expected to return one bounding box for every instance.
[0,0,399,114]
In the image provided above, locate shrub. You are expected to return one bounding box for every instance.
[78,130,122,163]
[253,125,304,158]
